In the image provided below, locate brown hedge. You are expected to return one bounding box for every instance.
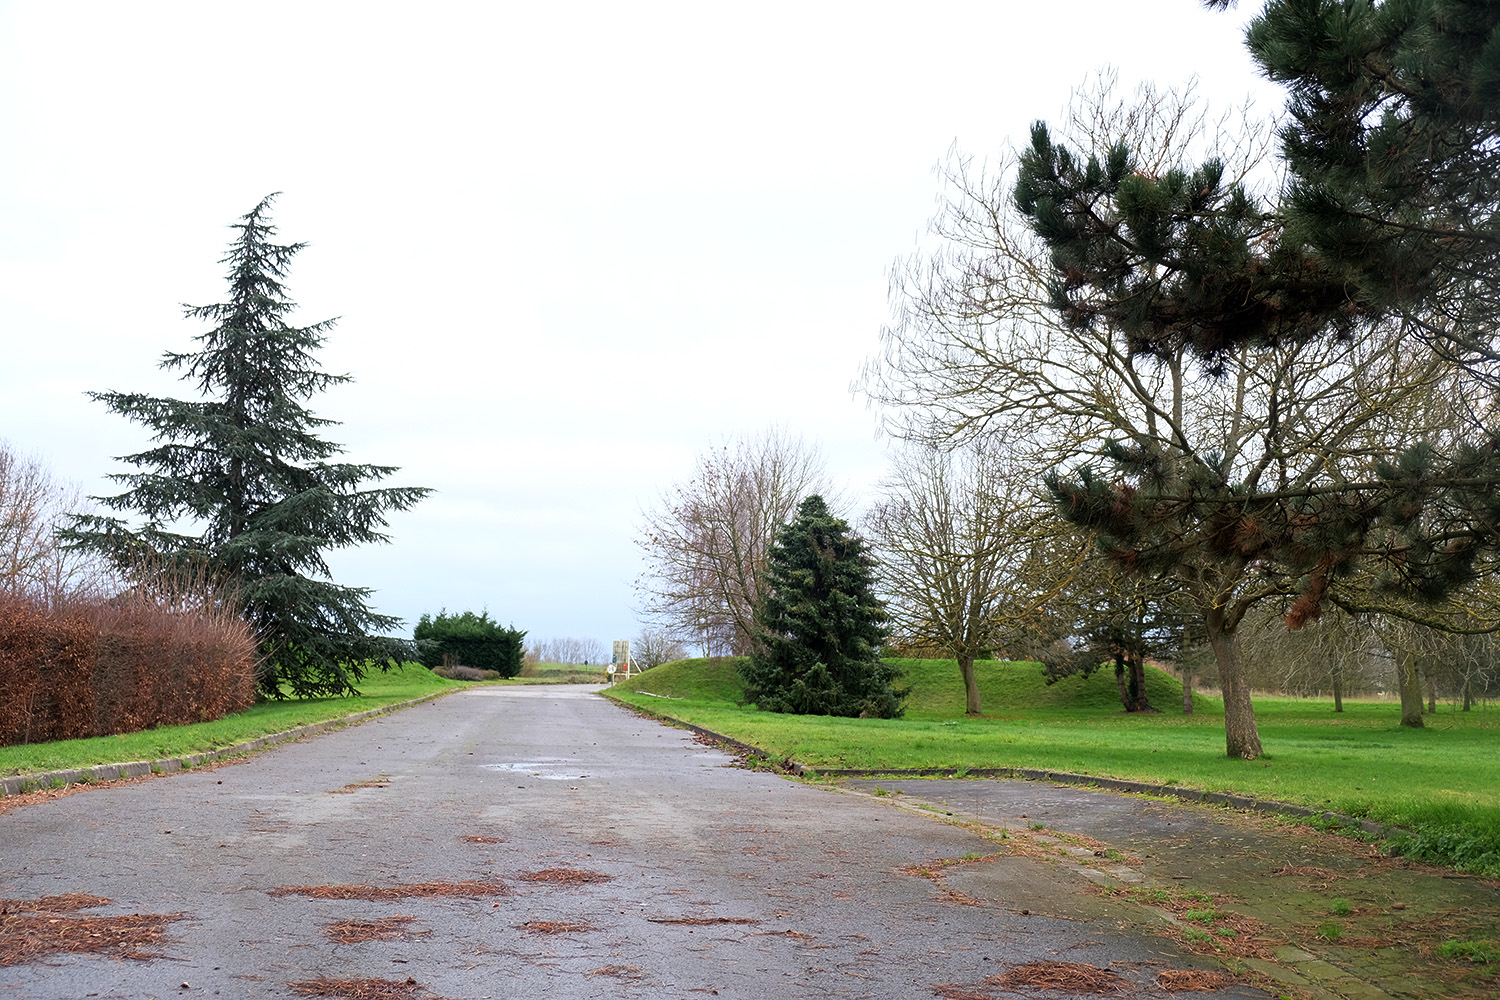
[0,592,255,746]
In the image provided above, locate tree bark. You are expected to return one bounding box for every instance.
[1463,678,1473,712]
[1181,666,1194,714]
[958,655,982,716]
[1398,653,1425,728]
[1332,671,1343,713]
[1426,671,1438,714]
[1207,609,1261,759]
[1129,655,1154,712]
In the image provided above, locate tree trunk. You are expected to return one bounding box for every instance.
[958,655,982,716]
[1463,678,1473,712]
[1398,653,1424,728]
[1426,672,1438,714]
[1332,670,1343,713]
[1114,657,1130,710]
[1126,654,1153,712]
[1181,665,1194,714]
[1207,610,1261,759]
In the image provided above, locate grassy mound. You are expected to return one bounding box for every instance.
[628,657,749,704]
[624,655,1208,716]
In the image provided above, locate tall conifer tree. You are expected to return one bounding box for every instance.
[742,495,904,718]
[63,194,430,698]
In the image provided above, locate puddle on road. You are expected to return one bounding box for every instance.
[482,761,590,780]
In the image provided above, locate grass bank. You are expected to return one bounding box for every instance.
[0,662,459,777]
[609,656,1500,877]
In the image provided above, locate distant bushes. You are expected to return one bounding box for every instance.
[0,586,257,747]
[414,611,525,679]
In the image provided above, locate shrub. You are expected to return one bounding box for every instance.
[432,664,500,682]
[0,582,256,746]
[414,611,525,678]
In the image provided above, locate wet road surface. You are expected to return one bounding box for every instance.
[0,686,1262,998]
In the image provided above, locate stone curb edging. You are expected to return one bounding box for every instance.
[607,692,1392,841]
[0,689,457,797]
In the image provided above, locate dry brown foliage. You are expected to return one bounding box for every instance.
[0,894,182,966]
[1156,968,1241,992]
[516,920,597,935]
[586,965,644,979]
[287,977,427,999]
[0,571,255,747]
[0,893,110,913]
[986,961,1130,995]
[648,916,760,926]
[897,853,1004,883]
[269,880,509,901]
[1271,864,1342,881]
[516,867,612,885]
[323,916,422,943]
[932,986,992,1000]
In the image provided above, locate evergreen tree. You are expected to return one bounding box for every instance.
[1040,555,1201,714]
[1011,8,1500,753]
[742,495,905,718]
[414,611,526,678]
[1237,0,1500,363]
[62,194,430,698]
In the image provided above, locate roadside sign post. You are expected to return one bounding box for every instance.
[611,640,633,681]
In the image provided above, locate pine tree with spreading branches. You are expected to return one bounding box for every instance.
[63,194,430,698]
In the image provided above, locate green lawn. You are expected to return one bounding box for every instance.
[0,662,460,777]
[610,656,1500,877]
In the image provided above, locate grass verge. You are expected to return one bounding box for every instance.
[0,662,458,777]
[608,656,1500,877]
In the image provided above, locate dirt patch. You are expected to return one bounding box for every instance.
[459,835,504,844]
[329,777,391,795]
[0,894,182,966]
[269,880,509,900]
[287,976,434,998]
[516,920,597,935]
[324,916,424,943]
[516,867,612,885]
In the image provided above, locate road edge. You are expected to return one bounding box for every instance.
[603,689,1391,840]
[0,688,459,796]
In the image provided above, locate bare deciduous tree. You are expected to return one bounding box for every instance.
[526,636,607,666]
[632,628,687,670]
[858,75,1483,759]
[635,429,835,656]
[0,441,109,603]
[866,442,1081,715]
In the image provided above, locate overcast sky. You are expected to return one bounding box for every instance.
[0,1,1282,650]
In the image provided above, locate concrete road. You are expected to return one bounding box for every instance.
[0,686,1259,999]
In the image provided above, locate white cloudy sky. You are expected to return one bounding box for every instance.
[0,1,1281,649]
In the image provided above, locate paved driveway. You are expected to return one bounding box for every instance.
[0,686,1258,998]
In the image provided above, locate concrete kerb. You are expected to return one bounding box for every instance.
[606,691,1393,841]
[0,688,458,797]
